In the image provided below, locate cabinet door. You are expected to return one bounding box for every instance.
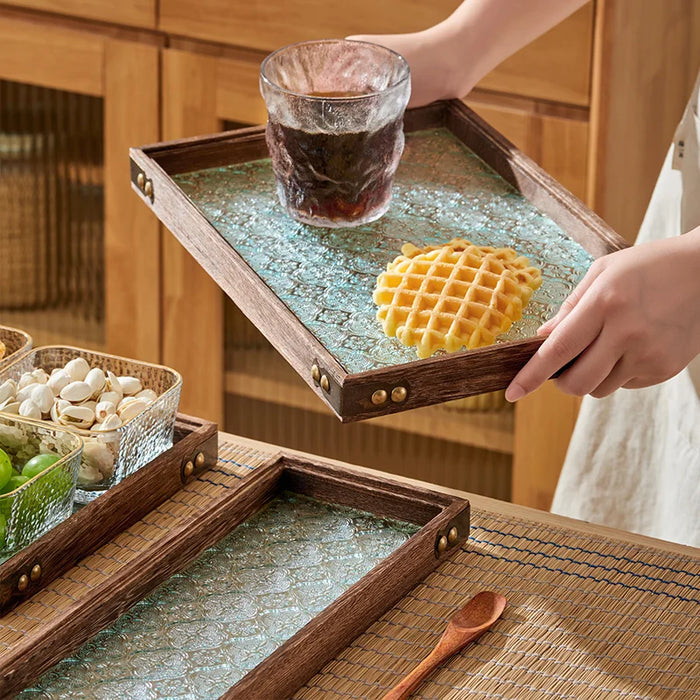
[160,1,594,106]
[467,96,590,201]
[1,1,156,28]
[0,11,160,362]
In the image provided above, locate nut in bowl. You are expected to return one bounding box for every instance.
[0,413,82,555]
[0,346,182,503]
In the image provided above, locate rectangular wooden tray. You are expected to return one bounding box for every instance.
[3,451,469,698]
[0,413,218,615]
[130,100,628,422]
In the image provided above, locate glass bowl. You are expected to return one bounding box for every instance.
[0,413,83,555]
[0,346,182,503]
[0,325,32,373]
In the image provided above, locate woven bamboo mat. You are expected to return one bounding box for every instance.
[1,437,699,700]
[294,505,700,699]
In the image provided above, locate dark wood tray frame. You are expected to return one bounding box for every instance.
[0,413,218,616]
[2,451,469,699]
[129,100,629,422]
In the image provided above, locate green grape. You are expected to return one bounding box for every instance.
[0,475,30,495]
[21,453,60,480]
[0,513,6,549]
[0,448,12,490]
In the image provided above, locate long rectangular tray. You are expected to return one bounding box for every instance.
[2,450,469,698]
[0,413,217,615]
[130,100,629,422]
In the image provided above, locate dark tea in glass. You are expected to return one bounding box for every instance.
[260,40,411,228]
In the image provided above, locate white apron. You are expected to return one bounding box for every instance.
[551,71,700,548]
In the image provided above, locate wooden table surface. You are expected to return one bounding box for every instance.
[3,430,698,699]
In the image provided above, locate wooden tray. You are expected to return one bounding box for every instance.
[0,413,217,615]
[2,451,469,698]
[130,100,628,422]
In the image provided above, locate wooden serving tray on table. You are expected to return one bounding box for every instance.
[0,413,217,615]
[130,100,629,421]
[2,446,469,698]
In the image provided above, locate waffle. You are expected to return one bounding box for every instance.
[0,340,5,361]
[373,239,542,358]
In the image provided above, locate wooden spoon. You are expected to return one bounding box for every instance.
[381,591,507,700]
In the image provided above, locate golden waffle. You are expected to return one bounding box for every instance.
[373,239,542,358]
[0,340,5,361]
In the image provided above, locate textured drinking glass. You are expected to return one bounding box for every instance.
[260,39,411,227]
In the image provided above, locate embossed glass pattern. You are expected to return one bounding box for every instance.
[21,492,419,698]
[174,128,594,373]
[0,414,82,556]
[0,346,182,503]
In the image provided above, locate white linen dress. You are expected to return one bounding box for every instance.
[551,71,700,548]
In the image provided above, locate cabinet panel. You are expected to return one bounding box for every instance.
[466,98,590,202]
[588,0,700,242]
[104,39,161,363]
[0,14,160,359]
[160,1,593,106]
[477,4,593,107]
[216,56,267,126]
[2,0,156,29]
[0,14,103,96]
[161,49,224,423]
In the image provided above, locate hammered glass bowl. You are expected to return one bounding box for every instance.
[0,325,32,373]
[0,413,83,555]
[0,346,182,503]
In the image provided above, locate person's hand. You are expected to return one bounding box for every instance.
[346,30,466,107]
[348,0,588,107]
[505,227,700,402]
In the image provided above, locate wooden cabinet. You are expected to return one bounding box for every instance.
[0,8,161,363]
[160,1,594,105]
[1,1,698,510]
[1,0,157,28]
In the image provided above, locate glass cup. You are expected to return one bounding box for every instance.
[260,39,411,228]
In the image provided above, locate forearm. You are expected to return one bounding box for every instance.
[436,0,590,98]
[351,0,589,106]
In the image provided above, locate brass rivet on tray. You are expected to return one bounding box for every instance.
[30,564,42,581]
[447,526,459,544]
[183,460,194,479]
[311,364,321,383]
[371,389,388,406]
[320,375,330,393]
[437,535,448,555]
[136,172,145,190]
[17,574,29,592]
[195,452,205,469]
[391,386,408,403]
[144,180,153,198]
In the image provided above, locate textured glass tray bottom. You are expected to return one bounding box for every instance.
[21,493,419,699]
[175,127,594,373]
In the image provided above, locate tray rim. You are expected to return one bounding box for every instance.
[1,447,469,699]
[0,412,218,616]
[129,100,630,422]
